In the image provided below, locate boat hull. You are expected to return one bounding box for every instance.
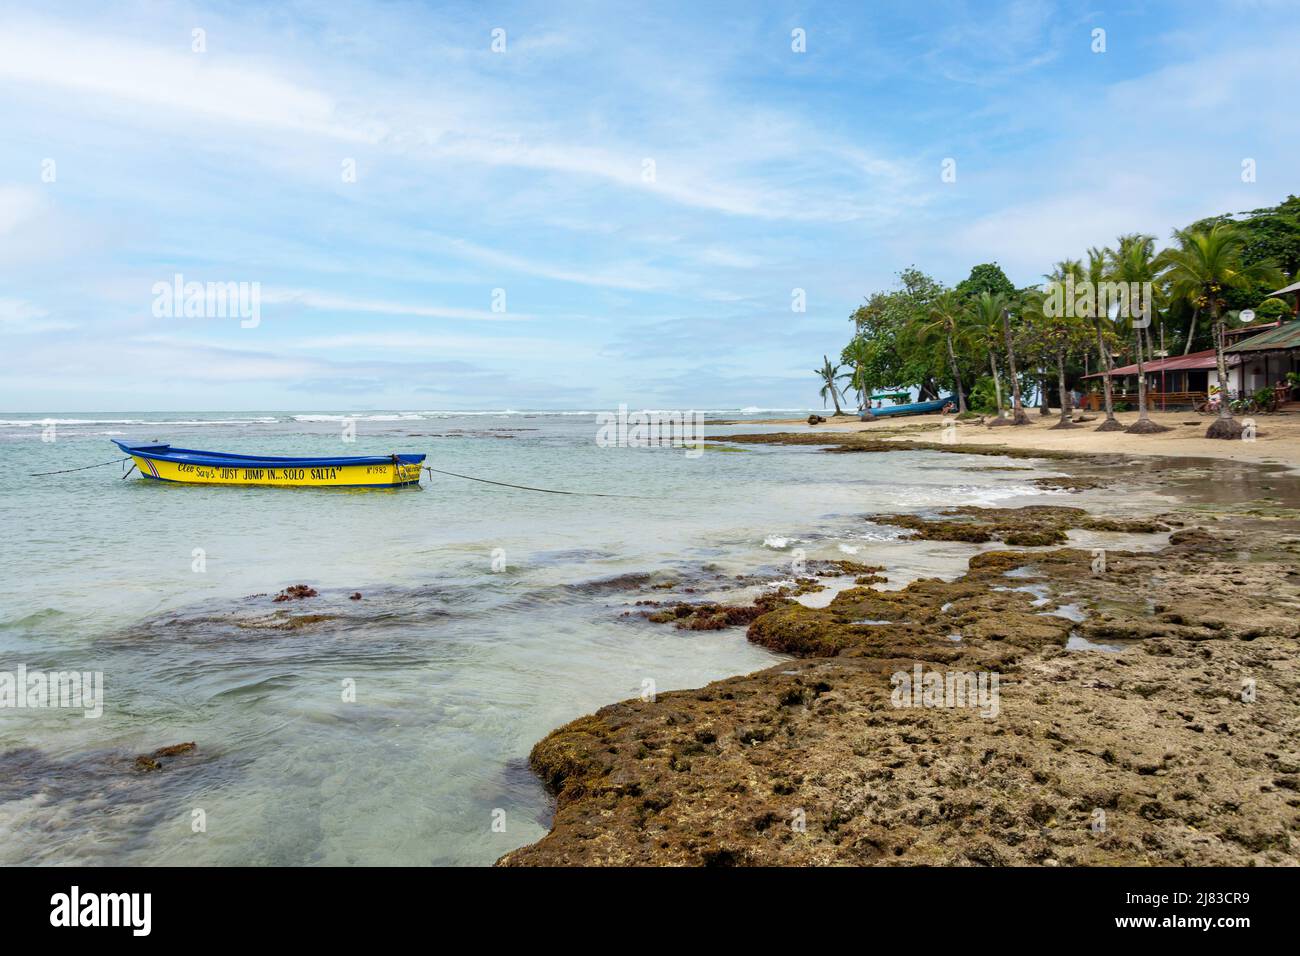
[867,395,957,418]
[129,455,423,487]
[114,441,425,488]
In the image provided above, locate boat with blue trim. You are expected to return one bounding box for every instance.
[865,395,956,418]
[112,440,425,488]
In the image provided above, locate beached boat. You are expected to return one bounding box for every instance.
[112,440,425,488]
[865,395,956,418]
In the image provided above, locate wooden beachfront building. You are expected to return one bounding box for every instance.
[1083,319,1300,409]
[1082,348,1227,409]
[1225,319,1300,404]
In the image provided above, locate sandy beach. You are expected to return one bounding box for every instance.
[738,409,1300,471]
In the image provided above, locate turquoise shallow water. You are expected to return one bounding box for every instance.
[0,410,1058,865]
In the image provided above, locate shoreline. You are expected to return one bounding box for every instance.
[708,408,1300,472]
[498,431,1300,866]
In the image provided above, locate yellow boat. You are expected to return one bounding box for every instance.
[113,441,425,488]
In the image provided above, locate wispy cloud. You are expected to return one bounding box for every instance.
[0,14,909,223]
[260,289,534,322]
[0,21,372,141]
[1,1,1297,410]
[0,297,78,333]
[426,236,674,292]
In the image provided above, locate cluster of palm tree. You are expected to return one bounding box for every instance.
[1078,224,1284,438]
[1160,224,1284,437]
[826,222,1287,439]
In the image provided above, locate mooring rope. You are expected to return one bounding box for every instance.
[422,465,650,498]
[29,456,131,477]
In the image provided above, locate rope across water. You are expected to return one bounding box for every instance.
[29,456,131,477]
[422,465,650,498]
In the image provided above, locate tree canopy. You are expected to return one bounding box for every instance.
[828,195,1298,429]
[844,267,949,400]
[954,262,1017,303]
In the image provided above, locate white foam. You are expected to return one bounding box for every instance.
[881,483,1049,508]
[0,417,277,427]
[855,525,909,542]
[292,413,422,422]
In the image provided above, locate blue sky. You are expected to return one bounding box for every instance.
[0,0,1296,411]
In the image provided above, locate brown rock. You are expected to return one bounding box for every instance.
[499,503,1300,867]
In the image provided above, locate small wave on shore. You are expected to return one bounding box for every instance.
[0,417,279,427]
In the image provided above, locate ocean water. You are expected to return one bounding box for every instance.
[0,410,1060,865]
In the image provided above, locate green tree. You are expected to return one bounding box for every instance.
[971,290,1028,425]
[971,290,1008,416]
[1189,195,1300,282]
[956,262,1017,302]
[1108,234,1168,434]
[1082,247,1125,431]
[960,265,1029,423]
[1253,297,1291,323]
[1157,224,1285,438]
[1038,262,1094,428]
[815,354,848,415]
[908,290,972,413]
[840,337,872,414]
[1001,301,1031,424]
[848,267,948,399]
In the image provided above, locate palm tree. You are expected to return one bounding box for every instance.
[1040,263,1091,429]
[1177,295,1201,355]
[815,355,847,416]
[972,291,1007,419]
[1109,234,1168,434]
[910,291,970,413]
[1157,224,1284,438]
[1085,246,1125,431]
[841,337,872,416]
[993,294,1030,424]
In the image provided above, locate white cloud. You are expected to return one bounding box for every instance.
[0,186,43,235]
[286,331,601,362]
[0,15,918,224]
[0,297,78,333]
[943,26,1300,282]
[699,246,764,270]
[430,236,673,291]
[259,289,533,322]
[920,0,1068,85]
[0,22,376,142]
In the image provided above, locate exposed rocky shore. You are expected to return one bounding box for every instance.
[499,443,1300,866]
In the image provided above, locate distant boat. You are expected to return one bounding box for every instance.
[112,441,425,488]
[865,395,955,418]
